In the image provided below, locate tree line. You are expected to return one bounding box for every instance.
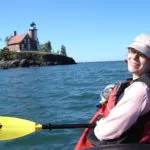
[40,41,67,56]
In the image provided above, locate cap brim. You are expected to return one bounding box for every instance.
[127,41,150,58]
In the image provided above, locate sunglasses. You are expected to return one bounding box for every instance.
[128,48,148,59]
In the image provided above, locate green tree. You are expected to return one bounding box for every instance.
[56,50,60,54]
[0,47,11,60]
[60,45,67,56]
[43,41,52,52]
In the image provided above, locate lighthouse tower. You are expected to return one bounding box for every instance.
[29,22,39,50]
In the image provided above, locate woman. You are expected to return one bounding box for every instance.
[93,34,150,144]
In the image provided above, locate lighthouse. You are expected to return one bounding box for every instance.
[29,22,39,50]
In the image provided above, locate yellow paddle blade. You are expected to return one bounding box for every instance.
[0,116,42,141]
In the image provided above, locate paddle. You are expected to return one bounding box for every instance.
[0,116,95,141]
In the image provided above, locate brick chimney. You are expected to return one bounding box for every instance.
[14,31,17,36]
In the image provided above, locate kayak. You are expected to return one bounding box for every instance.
[76,144,150,150]
[74,108,102,150]
[74,107,150,150]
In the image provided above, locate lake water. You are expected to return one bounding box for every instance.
[0,61,131,150]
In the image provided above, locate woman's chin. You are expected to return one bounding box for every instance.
[128,67,139,74]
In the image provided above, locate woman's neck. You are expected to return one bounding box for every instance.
[133,74,139,80]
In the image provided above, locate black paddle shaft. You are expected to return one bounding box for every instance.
[42,123,96,130]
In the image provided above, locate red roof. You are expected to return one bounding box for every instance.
[7,34,26,45]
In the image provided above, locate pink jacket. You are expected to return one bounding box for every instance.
[94,81,150,141]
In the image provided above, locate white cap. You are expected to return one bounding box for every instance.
[127,34,150,58]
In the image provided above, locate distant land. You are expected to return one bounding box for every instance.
[0,51,76,69]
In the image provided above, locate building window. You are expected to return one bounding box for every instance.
[21,44,24,49]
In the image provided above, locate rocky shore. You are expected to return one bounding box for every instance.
[0,53,76,69]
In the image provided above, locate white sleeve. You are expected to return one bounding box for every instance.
[94,82,150,141]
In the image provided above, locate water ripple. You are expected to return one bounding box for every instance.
[0,61,130,150]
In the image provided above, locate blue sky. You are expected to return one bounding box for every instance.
[0,0,150,62]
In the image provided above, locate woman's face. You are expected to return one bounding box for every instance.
[127,48,150,77]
